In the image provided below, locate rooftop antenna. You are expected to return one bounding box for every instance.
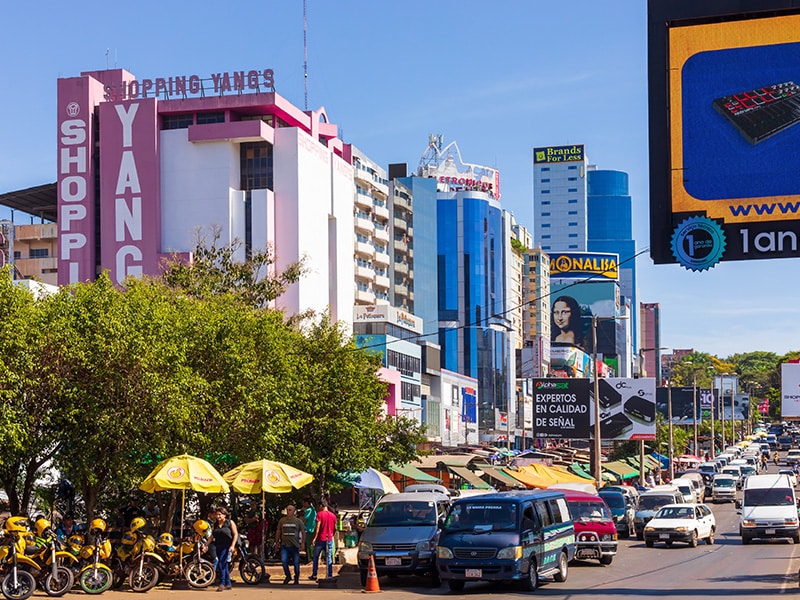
[303,0,308,110]
[106,48,110,70]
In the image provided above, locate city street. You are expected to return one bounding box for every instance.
[100,469,800,599]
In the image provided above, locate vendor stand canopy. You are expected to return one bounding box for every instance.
[388,463,441,483]
[602,460,639,481]
[354,468,400,494]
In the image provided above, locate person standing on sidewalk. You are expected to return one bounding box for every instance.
[274,505,305,585]
[309,500,337,580]
[212,506,238,592]
[301,497,316,564]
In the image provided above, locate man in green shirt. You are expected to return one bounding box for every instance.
[274,505,305,585]
[301,497,317,564]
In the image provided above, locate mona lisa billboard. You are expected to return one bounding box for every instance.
[550,280,621,355]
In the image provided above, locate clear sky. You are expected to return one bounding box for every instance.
[0,1,795,358]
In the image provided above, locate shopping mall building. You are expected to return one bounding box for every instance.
[55,67,355,325]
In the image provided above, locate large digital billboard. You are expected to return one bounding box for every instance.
[656,386,702,425]
[532,378,591,439]
[649,2,800,268]
[592,378,657,441]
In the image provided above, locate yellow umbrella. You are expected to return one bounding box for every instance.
[223,460,314,494]
[139,454,229,541]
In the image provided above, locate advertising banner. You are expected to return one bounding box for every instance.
[549,346,592,378]
[532,378,590,439]
[592,378,657,441]
[656,387,701,425]
[550,280,620,354]
[782,363,800,417]
[549,252,619,280]
[711,391,750,421]
[649,3,800,267]
[699,388,713,420]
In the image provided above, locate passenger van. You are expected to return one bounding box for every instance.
[737,474,800,544]
[357,491,451,586]
[634,486,684,540]
[437,490,576,592]
[562,490,617,565]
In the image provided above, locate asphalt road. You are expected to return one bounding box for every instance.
[72,460,800,599]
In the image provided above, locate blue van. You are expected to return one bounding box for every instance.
[436,490,576,591]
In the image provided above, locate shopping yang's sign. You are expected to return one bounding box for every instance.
[532,378,590,439]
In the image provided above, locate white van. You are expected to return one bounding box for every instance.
[737,474,799,544]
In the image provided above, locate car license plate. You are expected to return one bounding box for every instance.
[659,533,670,539]
[385,557,402,566]
[465,569,482,578]
[766,528,776,535]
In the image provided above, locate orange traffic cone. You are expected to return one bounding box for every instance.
[362,555,381,593]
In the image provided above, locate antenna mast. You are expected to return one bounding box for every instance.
[303,0,308,110]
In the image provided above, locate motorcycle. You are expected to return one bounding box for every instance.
[76,519,114,595]
[153,531,215,589]
[230,535,266,585]
[111,518,163,592]
[0,516,74,600]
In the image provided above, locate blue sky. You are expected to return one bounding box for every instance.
[0,1,795,358]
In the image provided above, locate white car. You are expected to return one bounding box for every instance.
[778,469,798,487]
[643,503,716,548]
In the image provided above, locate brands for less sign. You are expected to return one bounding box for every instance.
[533,144,584,164]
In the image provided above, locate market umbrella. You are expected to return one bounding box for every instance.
[139,454,229,540]
[223,460,314,559]
[353,468,400,494]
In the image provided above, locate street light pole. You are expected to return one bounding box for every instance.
[692,370,698,458]
[668,381,674,481]
[592,315,602,488]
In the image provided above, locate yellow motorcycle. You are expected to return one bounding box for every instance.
[76,519,114,594]
[111,518,163,592]
[0,517,74,600]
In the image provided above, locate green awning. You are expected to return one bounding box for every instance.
[448,466,492,489]
[479,466,526,489]
[389,463,440,482]
[603,460,640,480]
[625,455,660,471]
[569,463,595,480]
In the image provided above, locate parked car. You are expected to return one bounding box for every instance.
[786,449,800,466]
[598,489,635,539]
[643,503,716,548]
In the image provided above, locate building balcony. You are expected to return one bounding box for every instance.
[355,288,376,304]
[15,256,57,277]
[394,282,408,296]
[355,264,374,281]
[373,227,390,242]
[393,217,408,231]
[393,262,408,276]
[355,191,373,210]
[373,205,389,220]
[393,239,408,253]
[13,223,58,241]
[355,216,374,235]
[373,251,390,267]
[393,194,412,211]
[374,274,390,290]
[355,241,375,259]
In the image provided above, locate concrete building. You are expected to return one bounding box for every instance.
[639,302,662,383]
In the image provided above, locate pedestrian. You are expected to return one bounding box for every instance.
[243,503,263,558]
[55,512,81,540]
[301,497,316,564]
[274,505,305,585]
[119,495,146,528]
[212,506,238,592]
[144,498,160,534]
[309,500,337,581]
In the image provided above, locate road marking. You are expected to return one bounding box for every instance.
[780,537,800,593]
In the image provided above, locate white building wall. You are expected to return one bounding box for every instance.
[329,155,355,327]
[160,129,241,254]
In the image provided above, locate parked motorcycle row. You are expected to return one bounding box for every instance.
[0,516,267,599]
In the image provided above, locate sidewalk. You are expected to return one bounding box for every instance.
[261,546,359,588]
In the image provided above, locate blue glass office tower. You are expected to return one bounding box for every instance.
[437,191,512,429]
[587,170,638,347]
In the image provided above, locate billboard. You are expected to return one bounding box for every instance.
[549,346,592,379]
[549,252,619,281]
[712,391,750,421]
[532,378,591,439]
[656,387,702,425]
[550,280,620,354]
[782,363,800,418]
[649,2,800,268]
[592,378,657,441]
[533,144,585,164]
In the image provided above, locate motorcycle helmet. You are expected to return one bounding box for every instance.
[67,533,84,555]
[158,533,174,547]
[121,531,137,546]
[193,519,210,535]
[90,518,107,533]
[34,517,51,537]
[4,516,29,533]
[129,516,146,532]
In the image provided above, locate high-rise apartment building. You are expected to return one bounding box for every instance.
[520,247,551,378]
[639,303,662,383]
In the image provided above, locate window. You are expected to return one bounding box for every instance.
[541,200,550,205]
[541,223,550,228]
[534,501,553,527]
[542,245,551,250]
[568,210,577,215]
[401,381,421,402]
[196,111,225,125]
[387,350,421,376]
[240,142,273,190]
[568,244,578,249]
[568,233,578,238]
[541,178,550,183]
[29,248,49,258]
[568,199,578,204]
[162,114,193,129]
[542,235,551,239]
[541,190,550,194]
[568,165,577,170]
[568,222,578,226]
[568,188,578,192]
[541,167,550,171]
[541,212,550,217]
[568,176,578,181]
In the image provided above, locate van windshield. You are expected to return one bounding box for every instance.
[369,501,437,526]
[744,488,795,507]
[443,502,518,532]
[599,493,625,509]
[569,501,611,522]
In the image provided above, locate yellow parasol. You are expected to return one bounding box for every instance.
[139,454,230,540]
[223,460,314,560]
